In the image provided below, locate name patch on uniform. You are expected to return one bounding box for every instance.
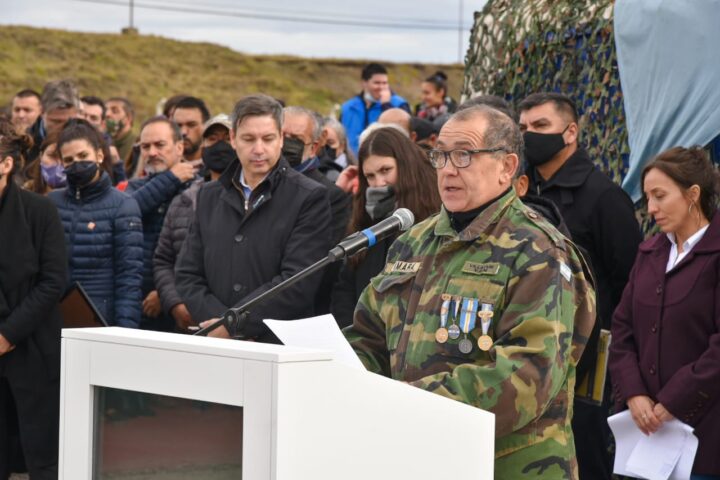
[462,262,500,276]
[385,261,421,274]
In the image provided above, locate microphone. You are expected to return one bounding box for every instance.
[329,208,414,261]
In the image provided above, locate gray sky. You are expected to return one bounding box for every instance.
[1,0,489,63]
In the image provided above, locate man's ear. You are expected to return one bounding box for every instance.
[500,153,519,184]
[564,122,579,145]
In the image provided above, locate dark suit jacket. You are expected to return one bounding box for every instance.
[609,213,720,475]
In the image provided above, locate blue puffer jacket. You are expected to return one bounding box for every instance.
[124,170,187,295]
[340,92,410,155]
[49,172,143,327]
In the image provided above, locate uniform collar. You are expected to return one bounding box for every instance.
[435,188,518,241]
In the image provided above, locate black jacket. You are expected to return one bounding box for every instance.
[175,158,332,342]
[303,167,352,314]
[0,180,67,373]
[528,148,641,330]
[0,180,66,480]
[153,180,202,316]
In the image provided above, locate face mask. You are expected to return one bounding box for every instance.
[106,119,125,137]
[365,185,397,221]
[202,141,237,174]
[65,161,99,189]
[523,125,569,167]
[363,91,377,103]
[321,145,337,161]
[282,136,306,167]
[41,163,67,188]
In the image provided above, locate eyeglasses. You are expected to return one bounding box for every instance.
[428,147,506,169]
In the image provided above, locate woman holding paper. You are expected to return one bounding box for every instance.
[609,146,720,477]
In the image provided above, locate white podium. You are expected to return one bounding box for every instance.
[60,327,495,479]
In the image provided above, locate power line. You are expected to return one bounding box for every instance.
[73,0,474,31]
[167,0,459,26]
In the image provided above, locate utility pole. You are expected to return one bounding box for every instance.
[457,0,464,64]
[129,0,134,29]
[122,0,138,34]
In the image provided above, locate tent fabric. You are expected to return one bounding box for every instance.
[614,0,720,202]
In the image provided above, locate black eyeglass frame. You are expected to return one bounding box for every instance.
[428,147,507,169]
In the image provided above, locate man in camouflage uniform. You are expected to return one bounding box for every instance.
[345,105,595,479]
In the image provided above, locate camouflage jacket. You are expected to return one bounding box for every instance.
[346,189,595,479]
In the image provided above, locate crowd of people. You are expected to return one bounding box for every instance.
[0,61,718,479]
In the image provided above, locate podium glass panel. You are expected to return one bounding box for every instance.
[92,387,243,479]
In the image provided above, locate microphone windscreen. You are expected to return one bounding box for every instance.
[392,208,415,231]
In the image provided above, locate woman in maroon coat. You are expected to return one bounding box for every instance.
[609,146,720,478]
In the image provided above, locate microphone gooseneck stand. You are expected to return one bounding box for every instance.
[192,246,348,338]
[193,208,414,339]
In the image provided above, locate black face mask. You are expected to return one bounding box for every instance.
[65,161,99,188]
[282,137,306,167]
[523,125,569,167]
[202,141,237,174]
[321,145,337,161]
[365,185,397,221]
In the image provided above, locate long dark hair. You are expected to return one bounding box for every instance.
[348,127,440,264]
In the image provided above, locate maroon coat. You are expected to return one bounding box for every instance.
[609,213,720,475]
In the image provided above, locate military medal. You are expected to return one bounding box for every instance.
[458,338,473,354]
[458,298,479,354]
[477,303,495,351]
[448,296,462,340]
[435,294,451,343]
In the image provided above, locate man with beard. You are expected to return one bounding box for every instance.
[172,96,210,169]
[105,97,135,170]
[124,117,196,331]
[154,114,236,332]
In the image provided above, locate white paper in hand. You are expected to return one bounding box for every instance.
[263,314,365,370]
[607,410,699,480]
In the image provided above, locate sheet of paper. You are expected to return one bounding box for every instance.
[626,425,684,480]
[608,410,645,477]
[264,314,365,370]
[607,410,699,480]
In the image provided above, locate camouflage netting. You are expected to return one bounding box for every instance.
[463,0,628,185]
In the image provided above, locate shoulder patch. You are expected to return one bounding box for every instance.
[519,205,567,250]
[559,261,572,282]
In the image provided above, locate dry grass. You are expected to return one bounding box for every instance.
[0,25,463,122]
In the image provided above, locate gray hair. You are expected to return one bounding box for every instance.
[448,105,523,160]
[283,106,321,142]
[231,94,283,132]
[41,79,80,112]
[323,118,347,149]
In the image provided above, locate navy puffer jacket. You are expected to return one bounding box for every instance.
[124,170,187,295]
[49,171,144,327]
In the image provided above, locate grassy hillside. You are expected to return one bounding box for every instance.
[0,26,463,122]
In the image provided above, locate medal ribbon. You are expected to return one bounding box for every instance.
[459,298,478,334]
[440,297,450,328]
[479,303,493,335]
